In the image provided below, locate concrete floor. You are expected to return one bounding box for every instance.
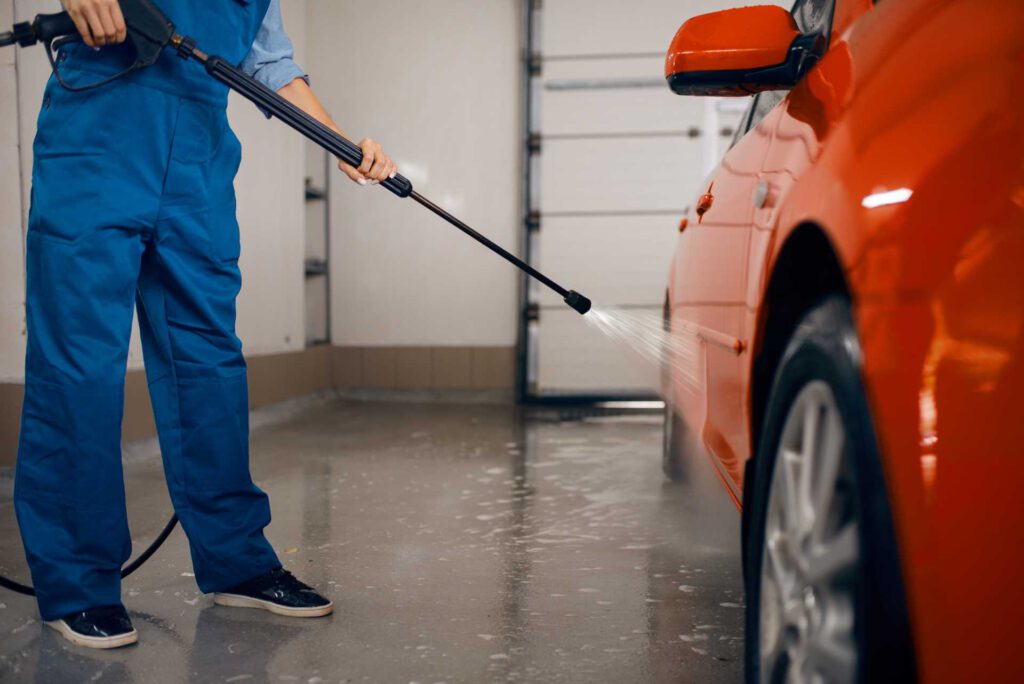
[0,399,743,683]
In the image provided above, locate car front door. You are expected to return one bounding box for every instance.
[671,0,838,491]
[671,91,784,492]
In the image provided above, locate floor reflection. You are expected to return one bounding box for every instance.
[186,606,313,682]
[492,410,533,681]
[0,400,743,683]
[29,629,132,683]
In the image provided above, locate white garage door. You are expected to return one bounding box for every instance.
[524,0,752,398]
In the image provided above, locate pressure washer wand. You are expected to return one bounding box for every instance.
[172,37,592,316]
[409,192,579,304]
[1,5,592,314]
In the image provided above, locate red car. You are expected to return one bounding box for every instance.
[661,0,1024,681]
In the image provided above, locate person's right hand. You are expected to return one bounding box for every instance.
[61,0,127,48]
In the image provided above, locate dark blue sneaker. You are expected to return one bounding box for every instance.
[45,605,138,649]
[214,568,333,618]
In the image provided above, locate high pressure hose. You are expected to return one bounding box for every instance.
[0,515,180,596]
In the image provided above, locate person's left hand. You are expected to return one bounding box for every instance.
[338,138,396,186]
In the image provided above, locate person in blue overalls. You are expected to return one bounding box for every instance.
[16,0,396,649]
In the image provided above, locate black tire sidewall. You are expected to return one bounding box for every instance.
[743,296,915,683]
[662,402,688,482]
[661,294,689,482]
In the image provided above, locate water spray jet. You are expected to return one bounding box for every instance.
[583,306,699,397]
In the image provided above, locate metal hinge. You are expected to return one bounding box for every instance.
[526,210,541,233]
[527,133,542,155]
[528,53,543,77]
[526,302,541,323]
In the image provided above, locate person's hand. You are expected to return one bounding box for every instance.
[338,138,397,186]
[61,0,127,48]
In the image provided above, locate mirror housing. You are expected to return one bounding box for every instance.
[665,5,824,97]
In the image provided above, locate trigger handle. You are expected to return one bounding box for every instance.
[30,12,77,44]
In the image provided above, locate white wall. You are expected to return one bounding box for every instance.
[229,0,307,358]
[0,0,307,382]
[305,0,522,347]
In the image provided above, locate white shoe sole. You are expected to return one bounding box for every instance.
[44,619,138,649]
[213,593,334,618]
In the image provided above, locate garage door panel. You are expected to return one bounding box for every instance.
[537,307,659,393]
[541,77,704,137]
[541,0,736,58]
[536,216,677,307]
[529,0,772,396]
[540,137,702,214]
[543,57,667,83]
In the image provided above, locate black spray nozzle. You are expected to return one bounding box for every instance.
[564,290,592,316]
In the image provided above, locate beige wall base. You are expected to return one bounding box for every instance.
[0,382,24,471]
[331,346,515,391]
[0,345,515,468]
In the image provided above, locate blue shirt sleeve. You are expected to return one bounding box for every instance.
[240,0,308,93]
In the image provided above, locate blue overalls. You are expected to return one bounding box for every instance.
[15,0,280,621]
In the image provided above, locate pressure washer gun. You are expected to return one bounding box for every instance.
[0,0,592,315]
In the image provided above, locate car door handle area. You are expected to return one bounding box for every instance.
[696,183,715,223]
[754,179,779,210]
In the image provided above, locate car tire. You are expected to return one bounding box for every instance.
[662,400,690,482]
[743,295,916,684]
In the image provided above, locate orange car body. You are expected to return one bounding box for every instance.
[664,0,1024,680]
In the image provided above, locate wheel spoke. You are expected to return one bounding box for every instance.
[763,380,861,684]
[799,396,821,513]
[805,632,857,684]
[806,522,859,585]
[811,409,845,541]
[785,655,804,684]
[778,448,803,539]
[765,532,792,595]
[759,572,785,665]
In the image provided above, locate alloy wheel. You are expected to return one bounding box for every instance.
[759,380,860,683]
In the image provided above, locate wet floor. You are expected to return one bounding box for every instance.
[0,399,743,683]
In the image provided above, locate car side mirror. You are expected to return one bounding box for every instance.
[665,5,825,97]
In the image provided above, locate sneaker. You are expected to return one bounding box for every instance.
[214,568,333,618]
[45,605,138,649]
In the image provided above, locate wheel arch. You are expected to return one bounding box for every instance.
[749,222,850,461]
